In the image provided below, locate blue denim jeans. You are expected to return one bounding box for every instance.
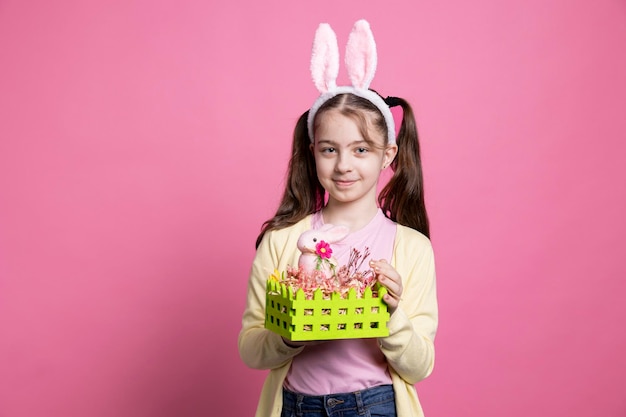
[281,384,396,417]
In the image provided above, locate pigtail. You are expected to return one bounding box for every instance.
[255,112,326,248]
[378,97,430,238]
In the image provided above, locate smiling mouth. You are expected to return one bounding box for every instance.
[334,179,357,187]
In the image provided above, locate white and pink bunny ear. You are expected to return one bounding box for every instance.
[307,19,396,145]
[310,23,339,94]
[345,19,377,90]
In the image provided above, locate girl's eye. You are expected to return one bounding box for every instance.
[356,147,368,154]
[322,147,336,153]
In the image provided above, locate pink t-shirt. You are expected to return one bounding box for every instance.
[283,209,397,395]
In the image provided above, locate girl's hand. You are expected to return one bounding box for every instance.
[370,259,403,314]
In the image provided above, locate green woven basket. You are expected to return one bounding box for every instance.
[265,279,390,341]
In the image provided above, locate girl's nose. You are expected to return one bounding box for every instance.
[335,154,353,172]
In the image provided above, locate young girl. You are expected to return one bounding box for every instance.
[239,20,437,417]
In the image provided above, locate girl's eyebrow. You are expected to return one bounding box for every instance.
[316,139,368,146]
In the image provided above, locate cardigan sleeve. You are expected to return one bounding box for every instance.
[238,229,304,370]
[378,226,438,384]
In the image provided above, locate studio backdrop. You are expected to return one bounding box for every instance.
[1,1,625,416]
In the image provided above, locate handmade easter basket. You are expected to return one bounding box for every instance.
[265,279,390,341]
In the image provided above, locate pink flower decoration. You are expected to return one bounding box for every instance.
[315,240,332,259]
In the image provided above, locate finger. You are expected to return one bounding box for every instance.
[370,261,402,292]
[381,281,402,301]
[384,292,400,303]
[369,259,388,267]
[375,266,402,288]
[369,259,395,277]
[377,272,400,290]
[383,293,399,313]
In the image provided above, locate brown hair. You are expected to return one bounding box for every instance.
[255,93,429,248]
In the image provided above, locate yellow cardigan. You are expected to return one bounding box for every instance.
[238,215,438,417]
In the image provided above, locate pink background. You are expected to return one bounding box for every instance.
[1,1,625,416]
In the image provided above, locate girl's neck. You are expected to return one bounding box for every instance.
[321,199,380,232]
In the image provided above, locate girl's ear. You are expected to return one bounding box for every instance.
[382,144,398,169]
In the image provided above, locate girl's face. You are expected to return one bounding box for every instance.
[312,109,397,209]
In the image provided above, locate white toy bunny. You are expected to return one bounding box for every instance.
[297,224,349,277]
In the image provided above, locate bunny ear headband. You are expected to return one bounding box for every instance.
[307,19,396,145]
